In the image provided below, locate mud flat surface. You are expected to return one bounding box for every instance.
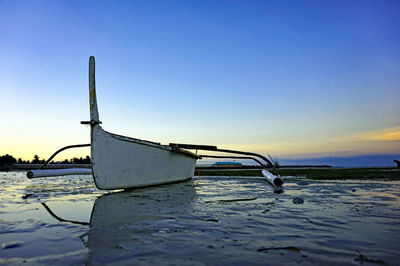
[1,171,400,265]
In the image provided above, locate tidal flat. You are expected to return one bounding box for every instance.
[1,171,400,265]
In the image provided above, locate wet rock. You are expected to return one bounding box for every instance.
[292,197,304,204]
[205,218,219,222]
[257,246,301,252]
[262,209,270,213]
[2,241,23,249]
[205,197,257,204]
[354,250,386,265]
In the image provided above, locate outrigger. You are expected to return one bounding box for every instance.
[27,57,283,189]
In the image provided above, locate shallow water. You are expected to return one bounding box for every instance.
[1,171,399,265]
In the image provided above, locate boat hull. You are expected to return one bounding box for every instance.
[91,126,197,190]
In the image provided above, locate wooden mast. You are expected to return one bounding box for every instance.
[89,56,100,124]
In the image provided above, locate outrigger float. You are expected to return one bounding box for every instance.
[27,57,283,189]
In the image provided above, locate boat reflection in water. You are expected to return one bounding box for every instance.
[86,180,197,264]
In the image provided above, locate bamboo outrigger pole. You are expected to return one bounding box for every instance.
[26,144,91,179]
[170,143,283,187]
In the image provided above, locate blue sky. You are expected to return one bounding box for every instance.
[0,0,399,161]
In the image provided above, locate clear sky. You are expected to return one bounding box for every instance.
[1,0,399,161]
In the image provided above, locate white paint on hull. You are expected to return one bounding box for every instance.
[91,125,197,190]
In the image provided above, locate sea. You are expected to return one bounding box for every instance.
[1,171,399,265]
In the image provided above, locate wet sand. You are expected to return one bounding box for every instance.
[1,172,400,265]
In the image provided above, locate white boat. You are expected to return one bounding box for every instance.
[27,56,281,190]
[87,57,199,190]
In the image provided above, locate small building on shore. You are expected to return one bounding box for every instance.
[213,161,242,168]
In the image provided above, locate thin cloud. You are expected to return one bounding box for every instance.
[358,127,400,141]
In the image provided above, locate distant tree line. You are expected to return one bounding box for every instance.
[0,154,91,170]
[0,154,17,170]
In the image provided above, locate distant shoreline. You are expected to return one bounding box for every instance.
[195,167,400,180]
